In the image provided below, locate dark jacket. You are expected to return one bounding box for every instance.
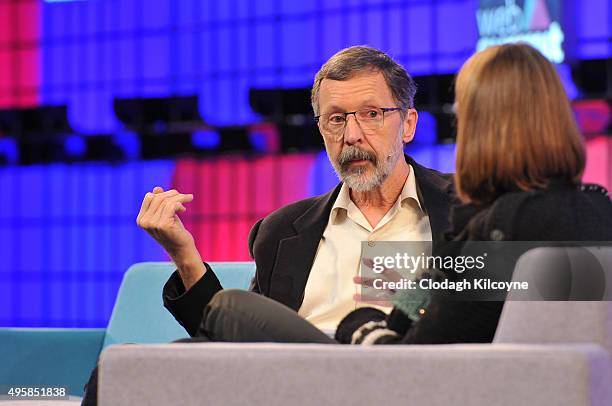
[339,180,612,345]
[163,155,456,336]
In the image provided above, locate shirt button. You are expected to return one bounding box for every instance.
[490,229,505,241]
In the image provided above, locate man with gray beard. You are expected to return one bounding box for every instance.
[138,46,455,341]
[82,45,456,405]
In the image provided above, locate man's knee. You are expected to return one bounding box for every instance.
[208,289,250,311]
[199,289,251,338]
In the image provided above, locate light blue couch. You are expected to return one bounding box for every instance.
[0,262,256,397]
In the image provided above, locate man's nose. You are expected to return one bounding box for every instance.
[343,114,364,144]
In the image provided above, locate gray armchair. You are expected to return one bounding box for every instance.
[98,247,612,406]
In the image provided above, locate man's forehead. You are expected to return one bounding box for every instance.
[320,69,386,89]
[318,70,393,107]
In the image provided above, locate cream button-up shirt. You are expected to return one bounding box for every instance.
[298,165,433,333]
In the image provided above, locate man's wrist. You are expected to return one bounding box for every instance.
[170,245,206,290]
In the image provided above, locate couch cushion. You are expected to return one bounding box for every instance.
[99,343,611,406]
[102,262,255,347]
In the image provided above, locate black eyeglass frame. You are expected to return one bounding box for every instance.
[314,107,403,124]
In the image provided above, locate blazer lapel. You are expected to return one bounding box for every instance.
[268,155,455,310]
[268,184,342,310]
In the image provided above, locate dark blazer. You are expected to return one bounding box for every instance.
[340,179,612,345]
[163,155,456,336]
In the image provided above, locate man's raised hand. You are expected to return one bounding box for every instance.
[136,186,206,290]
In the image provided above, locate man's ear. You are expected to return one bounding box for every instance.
[402,109,418,144]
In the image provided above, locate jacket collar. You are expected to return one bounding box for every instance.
[267,185,341,309]
[269,155,455,310]
[292,184,342,233]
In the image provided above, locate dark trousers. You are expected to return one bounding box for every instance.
[193,289,335,343]
[81,289,335,405]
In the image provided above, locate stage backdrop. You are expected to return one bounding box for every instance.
[0,0,610,327]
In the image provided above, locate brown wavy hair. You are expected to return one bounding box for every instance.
[454,43,585,205]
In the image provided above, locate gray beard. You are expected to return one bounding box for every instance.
[328,142,403,192]
[341,163,387,192]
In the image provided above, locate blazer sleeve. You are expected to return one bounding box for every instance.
[247,219,263,294]
[162,262,223,337]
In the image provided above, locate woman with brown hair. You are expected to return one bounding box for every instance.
[449,43,610,245]
[454,43,586,208]
[336,43,612,345]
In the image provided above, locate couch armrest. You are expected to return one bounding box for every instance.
[0,328,105,397]
[99,342,611,406]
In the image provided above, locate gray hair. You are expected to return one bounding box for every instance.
[311,45,417,116]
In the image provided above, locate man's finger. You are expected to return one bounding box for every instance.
[354,275,377,287]
[178,193,194,203]
[353,293,393,307]
[146,189,180,216]
[156,194,193,221]
[361,257,374,269]
[362,257,394,274]
[151,193,193,223]
[355,274,402,286]
[380,268,404,283]
[139,187,170,215]
[161,198,189,218]
[156,188,177,196]
[162,193,194,208]
[139,192,155,217]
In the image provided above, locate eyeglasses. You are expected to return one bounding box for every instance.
[314,107,403,141]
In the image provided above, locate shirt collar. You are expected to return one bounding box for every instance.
[401,164,423,212]
[330,164,423,224]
